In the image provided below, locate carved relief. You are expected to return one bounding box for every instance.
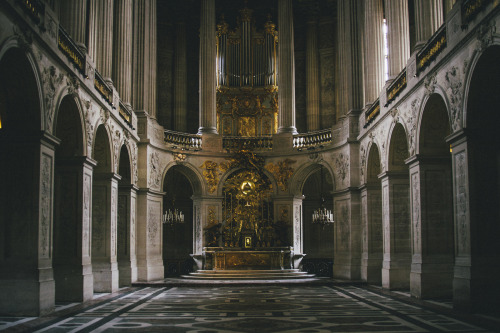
[200,160,221,193]
[93,187,106,252]
[84,100,95,154]
[66,74,79,95]
[100,107,110,125]
[149,151,162,189]
[424,72,437,97]
[118,195,127,256]
[148,205,159,246]
[361,195,368,253]
[265,159,296,192]
[111,186,117,257]
[174,153,187,162]
[334,153,349,186]
[360,145,367,184]
[83,174,91,256]
[411,173,421,253]
[42,66,64,132]
[131,143,138,185]
[112,128,122,172]
[131,199,136,248]
[445,65,465,132]
[278,205,290,223]
[404,99,420,156]
[382,185,390,251]
[476,19,496,52]
[456,152,468,253]
[338,202,349,251]
[294,205,301,248]
[40,155,51,257]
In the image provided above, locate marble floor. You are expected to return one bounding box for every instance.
[1,283,497,332]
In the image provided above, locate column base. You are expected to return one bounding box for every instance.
[361,257,382,285]
[137,257,164,282]
[93,260,119,293]
[410,261,453,299]
[54,263,93,302]
[382,258,410,290]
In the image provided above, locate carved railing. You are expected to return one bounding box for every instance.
[58,25,86,74]
[94,70,113,106]
[462,0,493,28]
[164,130,202,149]
[385,68,407,106]
[417,25,447,74]
[223,136,273,150]
[364,99,380,128]
[18,0,45,24]
[293,129,332,148]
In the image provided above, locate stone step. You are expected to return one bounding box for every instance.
[182,269,316,280]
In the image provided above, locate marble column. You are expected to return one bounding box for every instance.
[197,0,217,134]
[306,15,320,132]
[59,0,87,50]
[112,0,133,106]
[414,0,443,48]
[337,0,364,115]
[379,172,411,289]
[384,0,410,78]
[92,173,120,293]
[363,0,385,104]
[174,20,188,132]
[88,0,114,83]
[336,0,346,119]
[132,0,158,119]
[277,0,298,134]
[407,156,453,299]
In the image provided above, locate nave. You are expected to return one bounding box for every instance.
[1,283,496,332]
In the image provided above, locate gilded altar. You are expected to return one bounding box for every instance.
[203,247,293,270]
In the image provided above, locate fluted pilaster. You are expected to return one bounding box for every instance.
[363,0,385,104]
[306,16,320,131]
[385,0,410,77]
[174,21,187,132]
[59,0,87,50]
[414,0,443,47]
[132,0,157,118]
[336,0,347,119]
[198,0,217,134]
[277,0,297,134]
[113,0,133,104]
[88,0,114,81]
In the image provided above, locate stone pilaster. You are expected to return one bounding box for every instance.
[174,20,188,132]
[407,156,453,299]
[273,195,304,267]
[118,185,138,286]
[379,171,411,289]
[136,189,164,281]
[414,0,443,48]
[92,173,120,292]
[277,0,297,134]
[363,0,385,104]
[306,15,320,131]
[88,0,114,82]
[360,184,383,284]
[385,0,410,78]
[112,0,133,105]
[132,0,158,118]
[59,0,87,50]
[198,0,217,134]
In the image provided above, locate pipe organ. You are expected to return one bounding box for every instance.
[216,6,279,137]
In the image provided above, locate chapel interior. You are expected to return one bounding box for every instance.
[0,0,499,326]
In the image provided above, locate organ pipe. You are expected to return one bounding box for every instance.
[216,5,278,88]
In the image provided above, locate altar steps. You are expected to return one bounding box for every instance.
[182,269,316,280]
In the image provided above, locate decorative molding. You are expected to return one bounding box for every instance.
[131,143,138,185]
[83,174,91,256]
[84,100,95,154]
[200,160,221,193]
[42,66,64,133]
[411,173,421,253]
[404,98,420,156]
[147,205,159,246]
[100,107,110,125]
[445,65,465,132]
[66,74,79,95]
[360,144,367,184]
[13,24,33,53]
[174,153,187,162]
[476,19,497,52]
[112,127,122,172]
[456,152,468,253]
[423,72,437,97]
[111,186,117,257]
[265,159,296,192]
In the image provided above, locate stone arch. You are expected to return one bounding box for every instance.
[409,92,454,299]
[387,123,409,172]
[162,164,196,276]
[163,161,204,197]
[53,93,88,302]
[361,142,383,284]
[289,161,335,197]
[93,124,113,173]
[0,46,46,315]
[300,162,335,277]
[460,45,500,311]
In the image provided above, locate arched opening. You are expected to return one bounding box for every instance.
[411,93,453,299]
[382,123,410,290]
[92,125,117,292]
[162,166,194,277]
[362,144,383,285]
[0,48,43,314]
[302,165,334,277]
[117,145,134,286]
[464,45,500,312]
[53,95,86,302]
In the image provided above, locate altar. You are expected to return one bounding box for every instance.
[202,247,293,270]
